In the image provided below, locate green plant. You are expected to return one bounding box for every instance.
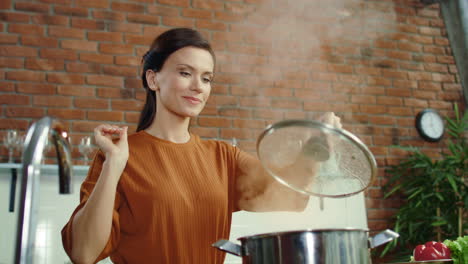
[381,104,468,261]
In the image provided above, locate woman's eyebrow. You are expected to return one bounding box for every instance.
[177,63,213,75]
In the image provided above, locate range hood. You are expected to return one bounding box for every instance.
[422,0,468,105]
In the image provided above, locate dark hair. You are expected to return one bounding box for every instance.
[137,28,216,132]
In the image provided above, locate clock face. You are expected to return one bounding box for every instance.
[416,109,444,141]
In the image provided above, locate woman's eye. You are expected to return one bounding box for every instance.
[180,71,191,77]
[203,78,212,83]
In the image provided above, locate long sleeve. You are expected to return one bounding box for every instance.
[61,150,123,263]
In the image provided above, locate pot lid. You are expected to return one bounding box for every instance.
[256,119,377,198]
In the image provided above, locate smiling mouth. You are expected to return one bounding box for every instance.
[183,96,202,104]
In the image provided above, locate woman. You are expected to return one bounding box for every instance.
[62,28,341,264]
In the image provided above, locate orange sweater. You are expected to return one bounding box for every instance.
[61,131,243,263]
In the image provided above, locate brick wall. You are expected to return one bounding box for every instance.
[0,0,465,233]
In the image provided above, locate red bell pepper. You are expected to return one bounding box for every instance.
[413,241,451,261]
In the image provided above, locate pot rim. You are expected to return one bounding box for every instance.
[238,227,370,241]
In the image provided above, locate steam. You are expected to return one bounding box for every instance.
[217,0,397,115]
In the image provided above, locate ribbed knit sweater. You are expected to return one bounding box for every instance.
[61,131,243,263]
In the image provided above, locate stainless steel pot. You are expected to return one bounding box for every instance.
[213,228,399,264]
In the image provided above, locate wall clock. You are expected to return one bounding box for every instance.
[415,109,445,142]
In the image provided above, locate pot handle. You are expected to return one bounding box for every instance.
[212,239,244,256]
[368,229,399,248]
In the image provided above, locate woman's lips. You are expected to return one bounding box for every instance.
[183,96,202,104]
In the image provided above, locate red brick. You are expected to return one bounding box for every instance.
[419,26,441,36]
[92,10,125,21]
[432,73,455,83]
[102,65,137,77]
[17,83,56,95]
[386,50,412,61]
[0,57,23,68]
[434,37,449,46]
[125,112,140,123]
[404,98,428,108]
[0,33,18,44]
[87,75,123,87]
[97,88,133,99]
[162,16,194,27]
[386,88,412,97]
[88,31,122,42]
[418,81,441,91]
[33,95,72,107]
[376,96,403,106]
[0,119,30,130]
[374,40,397,49]
[413,90,436,100]
[196,19,226,31]
[47,73,85,85]
[232,119,267,129]
[142,25,168,38]
[238,97,270,107]
[328,64,353,74]
[25,58,64,71]
[182,9,212,19]
[429,101,452,110]
[410,35,433,45]
[360,105,388,114]
[40,48,78,60]
[303,101,332,112]
[408,71,432,81]
[111,2,145,13]
[115,56,140,67]
[193,0,224,10]
[99,43,133,55]
[111,99,143,111]
[398,24,418,33]
[0,12,30,22]
[58,85,95,97]
[74,98,109,109]
[0,94,30,105]
[5,106,45,118]
[15,2,49,13]
[79,53,113,64]
[382,69,408,79]
[423,45,446,55]
[66,62,100,73]
[54,5,88,16]
[147,5,180,16]
[108,22,142,33]
[48,108,85,120]
[0,82,14,92]
[436,55,454,64]
[158,0,189,7]
[6,70,45,82]
[400,62,424,71]
[87,110,123,121]
[124,78,142,89]
[220,128,253,140]
[351,95,376,104]
[367,76,391,86]
[388,107,412,116]
[270,99,301,109]
[72,121,104,132]
[198,117,231,127]
[61,39,97,52]
[8,24,45,35]
[0,0,11,9]
[398,42,422,52]
[21,36,58,47]
[413,54,437,63]
[71,18,105,30]
[217,107,252,118]
[49,26,85,39]
[75,0,109,8]
[127,13,160,25]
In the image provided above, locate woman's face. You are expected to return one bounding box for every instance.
[148,46,214,118]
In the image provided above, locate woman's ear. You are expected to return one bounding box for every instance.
[146,70,159,91]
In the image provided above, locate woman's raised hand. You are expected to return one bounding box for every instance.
[94,124,129,164]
